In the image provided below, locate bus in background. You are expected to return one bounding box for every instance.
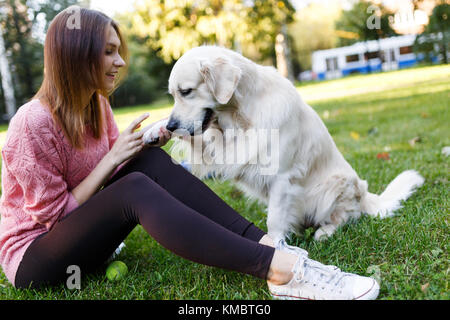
[311,35,419,81]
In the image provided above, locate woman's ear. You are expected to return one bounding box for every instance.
[199,57,241,104]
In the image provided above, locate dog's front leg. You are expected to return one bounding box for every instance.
[266,175,304,244]
[143,119,169,144]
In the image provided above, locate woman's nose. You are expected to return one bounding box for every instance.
[114,55,126,68]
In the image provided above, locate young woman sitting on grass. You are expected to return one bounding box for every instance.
[0,6,379,300]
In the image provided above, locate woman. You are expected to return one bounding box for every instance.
[0,6,378,300]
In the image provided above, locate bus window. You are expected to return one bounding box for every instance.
[399,46,413,55]
[364,51,379,60]
[346,54,360,63]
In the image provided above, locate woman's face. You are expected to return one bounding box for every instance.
[103,24,125,91]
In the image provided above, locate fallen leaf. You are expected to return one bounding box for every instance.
[421,283,429,292]
[431,248,443,258]
[409,136,421,147]
[350,131,360,140]
[377,152,390,160]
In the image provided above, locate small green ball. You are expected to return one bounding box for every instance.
[106,260,128,281]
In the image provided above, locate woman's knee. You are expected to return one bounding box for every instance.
[115,172,171,202]
[128,147,181,179]
[107,147,182,190]
[138,147,172,164]
[118,172,154,191]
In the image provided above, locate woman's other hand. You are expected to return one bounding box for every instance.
[107,113,149,167]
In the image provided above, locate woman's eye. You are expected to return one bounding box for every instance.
[180,88,193,97]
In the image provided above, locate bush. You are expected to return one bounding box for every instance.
[110,42,173,109]
[110,71,159,108]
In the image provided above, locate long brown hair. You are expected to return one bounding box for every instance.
[34,6,128,149]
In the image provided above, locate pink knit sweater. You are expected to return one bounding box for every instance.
[0,97,120,286]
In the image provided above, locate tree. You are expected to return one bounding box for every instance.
[243,0,295,74]
[1,0,38,106]
[288,1,341,71]
[335,0,397,46]
[0,0,78,118]
[0,23,16,120]
[110,36,173,107]
[335,0,397,73]
[120,0,295,67]
[414,3,450,64]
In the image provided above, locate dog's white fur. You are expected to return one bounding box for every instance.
[144,46,424,242]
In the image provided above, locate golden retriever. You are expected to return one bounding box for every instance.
[143,45,424,244]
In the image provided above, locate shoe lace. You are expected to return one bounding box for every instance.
[276,239,309,257]
[293,257,349,293]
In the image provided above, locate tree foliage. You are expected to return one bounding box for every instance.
[335,0,397,46]
[111,0,296,106]
[110,36,172,107]
[288,1,341,71]
[1,1,298,112]
[120,0,295,64]
[414,3,449,64]
[0,0,78,116]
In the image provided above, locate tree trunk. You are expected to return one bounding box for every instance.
[11,0,34,99]
[0,24,16,120]
[441,30,448,64]
[275,24,294,82]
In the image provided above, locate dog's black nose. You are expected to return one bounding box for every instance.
[166,118,180,132]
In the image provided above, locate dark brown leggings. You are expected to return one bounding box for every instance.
[14,147,275,289]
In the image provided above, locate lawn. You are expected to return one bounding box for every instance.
[0,64,448,300]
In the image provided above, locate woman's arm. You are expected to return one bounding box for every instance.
[71,113,149,205]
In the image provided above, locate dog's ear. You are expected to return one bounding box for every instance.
[199,57,241,104]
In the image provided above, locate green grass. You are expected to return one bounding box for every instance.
[0,65,448,299]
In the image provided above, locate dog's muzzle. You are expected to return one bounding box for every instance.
[166,118,180,132]
[166,108,214,136]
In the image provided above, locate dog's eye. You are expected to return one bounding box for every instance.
[180,88,193,97]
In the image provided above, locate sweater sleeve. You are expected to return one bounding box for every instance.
[102,97,128,176]
[103,97,120,150]
[2,111,79,230]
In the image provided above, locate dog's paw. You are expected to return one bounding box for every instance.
[313,224,336,241]
[143,119,169,144]
[143,130,159,145]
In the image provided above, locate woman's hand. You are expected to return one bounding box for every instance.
[107,113,149,167]
[72,113,149,205]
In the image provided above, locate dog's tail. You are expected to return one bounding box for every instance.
[362,170,424,218]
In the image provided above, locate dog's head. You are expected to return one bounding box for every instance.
[166,46,242,136]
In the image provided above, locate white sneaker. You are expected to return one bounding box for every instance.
[106,242,126,263]
[275,239,309,257]
[268,255,380,300]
